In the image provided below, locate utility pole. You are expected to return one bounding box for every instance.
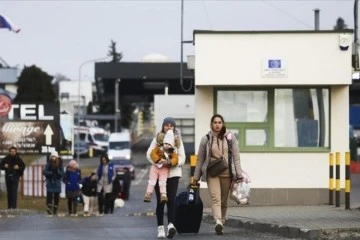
[114,79,120,132]
[354,0,359,70]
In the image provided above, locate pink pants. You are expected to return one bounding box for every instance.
[146,165,169,194]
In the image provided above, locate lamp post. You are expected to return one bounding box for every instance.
[77,57,108,165]
[180,0,193,92]
[114,78,121,132]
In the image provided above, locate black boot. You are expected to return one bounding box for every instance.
[52,205,58,215]
[46,204,53,215]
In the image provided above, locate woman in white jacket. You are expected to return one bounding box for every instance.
[146,117,186,239]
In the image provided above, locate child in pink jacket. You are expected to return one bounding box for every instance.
[144,130,178,203]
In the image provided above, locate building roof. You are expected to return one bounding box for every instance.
[193,29,353,35]
[95,62,193,80]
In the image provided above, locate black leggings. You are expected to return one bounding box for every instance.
[46,192,60,207]
[98,190,112,214]
[155,177,179,226]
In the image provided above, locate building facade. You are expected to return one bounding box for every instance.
[193,30,352,206]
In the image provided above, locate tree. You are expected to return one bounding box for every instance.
[14,65,56,103]
[107,40,123,63]
[53,73,71,83]
[334,17,348,30]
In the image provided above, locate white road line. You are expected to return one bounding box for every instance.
[134,168,148,185]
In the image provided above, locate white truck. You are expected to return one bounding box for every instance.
[74,126,109,156]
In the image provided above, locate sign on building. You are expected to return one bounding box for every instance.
[262,59,287,78]
[0,99,60,154]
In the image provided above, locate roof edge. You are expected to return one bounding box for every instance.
[193,29,353,35]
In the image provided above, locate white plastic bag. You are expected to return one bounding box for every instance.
[229,170,251,205]
[114,198,125,208]
[229,181,250,205]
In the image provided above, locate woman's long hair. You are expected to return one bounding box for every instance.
[210,114,227,139]
[99,154,109,164]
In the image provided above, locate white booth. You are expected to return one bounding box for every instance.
[193,30,353,206]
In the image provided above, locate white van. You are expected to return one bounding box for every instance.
[107,132,132,160]
[74,126,109,156]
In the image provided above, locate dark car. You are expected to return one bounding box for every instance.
[112,159,135,180]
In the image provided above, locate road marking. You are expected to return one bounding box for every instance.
[125,212,155,217]
[134,168,148,185]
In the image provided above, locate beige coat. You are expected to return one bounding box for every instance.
[193,130,243,182]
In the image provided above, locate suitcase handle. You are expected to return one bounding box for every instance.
[187,184,200,204]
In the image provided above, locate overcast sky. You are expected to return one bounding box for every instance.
[0,0,354,81]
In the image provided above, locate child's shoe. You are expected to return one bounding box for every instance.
[144,192,152,202]
[160,194,168,204]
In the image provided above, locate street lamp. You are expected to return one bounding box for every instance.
[180,0,194,92]
[77,56,109,165]
[114,79,121,132]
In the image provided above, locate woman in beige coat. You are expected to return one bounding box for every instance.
[193,114,243,235]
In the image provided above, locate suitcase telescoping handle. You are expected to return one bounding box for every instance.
[188,184,200,204]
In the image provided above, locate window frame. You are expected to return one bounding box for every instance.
[214,87,330,153]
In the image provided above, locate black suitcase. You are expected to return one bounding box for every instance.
[174,185,203,234]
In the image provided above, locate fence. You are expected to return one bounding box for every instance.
[21,165,66,198]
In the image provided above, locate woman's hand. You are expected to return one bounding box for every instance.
[236,177,244,183]
[192,179,199,186]
[157,159,167,164]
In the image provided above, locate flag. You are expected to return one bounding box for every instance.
[0,14,20,33]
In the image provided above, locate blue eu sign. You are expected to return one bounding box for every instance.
[268,60,281,69]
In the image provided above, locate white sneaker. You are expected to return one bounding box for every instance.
[157,225,165,239]
[215,219,223,235]
[167,222,177,239]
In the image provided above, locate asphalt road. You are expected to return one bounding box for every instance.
[0,137,299,240]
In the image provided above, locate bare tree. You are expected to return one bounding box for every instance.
[107,40,123,63]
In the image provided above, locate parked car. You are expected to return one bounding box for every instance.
[111,159,135,180]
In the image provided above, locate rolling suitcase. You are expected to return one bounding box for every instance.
[174,185,203,234]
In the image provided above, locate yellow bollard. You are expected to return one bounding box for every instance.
[335,152,340,207]
[89,147,93,158]
[345,151,351,210]
[329,153,334,205]
[190,155,197,184]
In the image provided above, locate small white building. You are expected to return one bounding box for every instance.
[193,30,352,205]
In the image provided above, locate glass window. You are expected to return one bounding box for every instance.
[217,91,268,122]
[246,129,268,146]
[274,88,329,147]
[216,88,329,150]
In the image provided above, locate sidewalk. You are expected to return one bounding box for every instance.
[203,205,360,239]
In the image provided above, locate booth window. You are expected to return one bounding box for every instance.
[216,88,329,151]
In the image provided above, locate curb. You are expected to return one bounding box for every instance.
[203,214,322,239]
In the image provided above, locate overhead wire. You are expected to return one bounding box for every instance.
[261,0,314,29]
[201,0,213,29]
